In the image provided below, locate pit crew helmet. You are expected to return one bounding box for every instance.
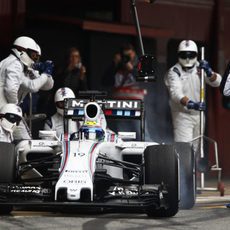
[178,40,198,68]
[0,104,22,133]
[79,125,105,141]
[12,36,40,67]
[54,87,75,116]
[37,44,41,61]
[37,44,41,56]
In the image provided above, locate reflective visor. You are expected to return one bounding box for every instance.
[27,49,40,62]
[56,101,65,109]
[4,113,21,125]
[178,51,197,59]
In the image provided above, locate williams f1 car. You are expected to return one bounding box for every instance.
[0,92,195,217]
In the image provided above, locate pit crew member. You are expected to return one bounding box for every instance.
[164,40,221,142]
[220,63,230,96]
[44,87,79,139]
[0,36,54,140]
[0,104,22,142]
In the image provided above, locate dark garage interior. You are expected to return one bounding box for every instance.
[0,0,230,177]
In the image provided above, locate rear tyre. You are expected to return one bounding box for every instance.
[0,142,16,215]
[144,145,179,217]
[175,142,196,209]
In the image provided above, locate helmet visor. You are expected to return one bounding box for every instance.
[4,113,21,125]
[178,51,197,60]
[27,49,40,62]
[56,101,65,109]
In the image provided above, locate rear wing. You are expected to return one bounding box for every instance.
[64,98,143,120]
[64,98,145,140]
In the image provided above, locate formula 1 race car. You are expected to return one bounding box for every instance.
[0,92,195,217]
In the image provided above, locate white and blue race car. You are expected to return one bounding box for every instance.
[0,91,195,217]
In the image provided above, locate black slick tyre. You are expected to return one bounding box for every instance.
[144,144,179,217]
[175,142,196,209]
[0,142,16,214]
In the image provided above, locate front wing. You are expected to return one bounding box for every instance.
[0,183,167,212]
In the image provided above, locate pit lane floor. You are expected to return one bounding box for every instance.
[1,179,230,230]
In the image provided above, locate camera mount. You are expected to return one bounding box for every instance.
[130,0,157,82]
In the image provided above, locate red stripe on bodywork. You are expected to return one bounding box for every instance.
[64,132,68,141]
[60,140,69,175]
[89,143,98,174]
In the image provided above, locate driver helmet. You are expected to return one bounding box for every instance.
[0,104,22,133]
[54,87,75,116]
[12,36,40,67]
[178,40,198,68]
[79,125,105,141]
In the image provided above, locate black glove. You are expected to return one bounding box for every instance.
[33,60,54,75]
[187,100,206,111]
[199,60,213,78]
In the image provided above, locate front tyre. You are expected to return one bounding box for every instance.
[144,145,179,217]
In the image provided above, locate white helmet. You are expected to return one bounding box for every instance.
[12,36,40,67]
[35,44,41,62]
[0,104,22,133]
[178,40,198,68]
[54,87,75,116]
[37,44,41,56]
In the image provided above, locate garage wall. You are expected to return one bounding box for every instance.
[1,0,230,176]
[0,0,25,58]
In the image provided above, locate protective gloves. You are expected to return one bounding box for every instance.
[33,60,54,75]
[187,100,206,111]
[199,60,213,78]
[43,60,54,75]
